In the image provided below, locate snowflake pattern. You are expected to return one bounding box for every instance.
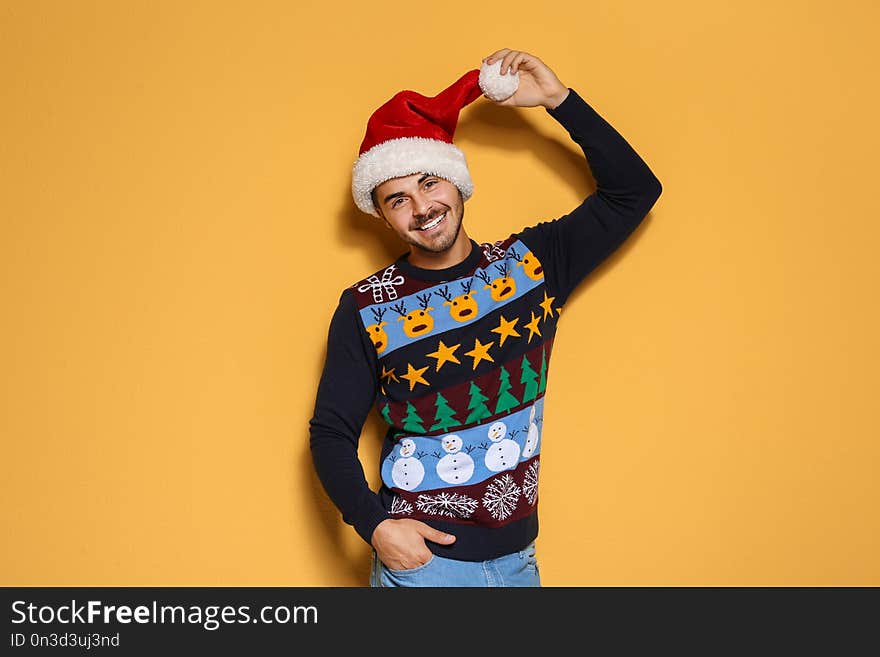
[414,492,478,519]
[522,461,539,506]
[482,474,521,521]
[357,265,406,303]
[390,496,414,515]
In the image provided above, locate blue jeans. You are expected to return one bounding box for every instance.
[370,542,541,587]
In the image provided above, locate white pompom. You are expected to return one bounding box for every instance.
[479,59,519,102]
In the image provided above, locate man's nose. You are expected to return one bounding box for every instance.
[412,192,432,217]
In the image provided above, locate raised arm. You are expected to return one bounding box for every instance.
[483,49,662,305]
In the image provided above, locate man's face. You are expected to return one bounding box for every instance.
[373,173,465,254]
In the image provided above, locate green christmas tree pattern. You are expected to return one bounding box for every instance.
[381,403,393,426]
[402,401,426,434]
[429,392,461,432]
[538,348,547,393]
[494,366,521,414]
[465,381,492,425]
[520,354,539,403]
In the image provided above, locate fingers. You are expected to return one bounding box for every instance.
[483,47,511,65]
[507,51,528,75]
[489,49,518,74]
[377,520,453,570]
[483,49,541,76]
[416,521,456,544]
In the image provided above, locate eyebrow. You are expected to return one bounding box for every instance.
[382,174,433,204]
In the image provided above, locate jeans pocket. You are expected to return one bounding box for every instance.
[383,553,436,576]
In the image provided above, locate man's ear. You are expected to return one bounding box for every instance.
[374,205,392,230]
[371,189,390,228]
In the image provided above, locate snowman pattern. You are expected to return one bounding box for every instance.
[436,434,475,485]
[522,405,541,459]
[484,421,521,472]
[391,439,425,491]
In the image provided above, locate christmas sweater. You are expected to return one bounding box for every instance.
[310,89,662,561]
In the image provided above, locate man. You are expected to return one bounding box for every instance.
[309,49,662,586]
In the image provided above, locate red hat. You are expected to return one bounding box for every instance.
[351,60,519,216]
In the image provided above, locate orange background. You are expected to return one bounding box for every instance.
[2,0,878,585]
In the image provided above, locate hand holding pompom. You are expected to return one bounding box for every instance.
[479,59,520,102]
[479,49,569,110]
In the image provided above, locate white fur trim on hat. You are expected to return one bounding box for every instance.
[351,137,474,217]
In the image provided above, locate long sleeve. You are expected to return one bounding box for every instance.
[518,88,663,306]
[308,288,391,545]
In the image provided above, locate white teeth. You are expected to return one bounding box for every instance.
[419,212,446,231]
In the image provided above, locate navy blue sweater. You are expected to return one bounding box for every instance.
[309,89,662,561]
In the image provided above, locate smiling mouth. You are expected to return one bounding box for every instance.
[412,324,428,332]
[458,309,473,317]
[417,212,446,231]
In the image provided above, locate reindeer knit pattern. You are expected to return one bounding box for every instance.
[309,89,663,561]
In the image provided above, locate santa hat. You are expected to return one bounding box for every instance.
[351,60,519,217]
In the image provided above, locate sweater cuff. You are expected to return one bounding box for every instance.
[545,88,598,128]
[354,497,393,547]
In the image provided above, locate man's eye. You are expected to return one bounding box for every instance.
[425,180,436,188]
[392,198,404,208]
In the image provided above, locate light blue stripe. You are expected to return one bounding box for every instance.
[381,396,545,493]
[360,240,543,356]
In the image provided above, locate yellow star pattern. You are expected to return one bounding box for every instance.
[400,363,430,391]
[426,340,461,371]
[380,365,398,384]
[491,315,521,347]
[524,311,542,343]
[465,338,495,370]
[539,291,557,320]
